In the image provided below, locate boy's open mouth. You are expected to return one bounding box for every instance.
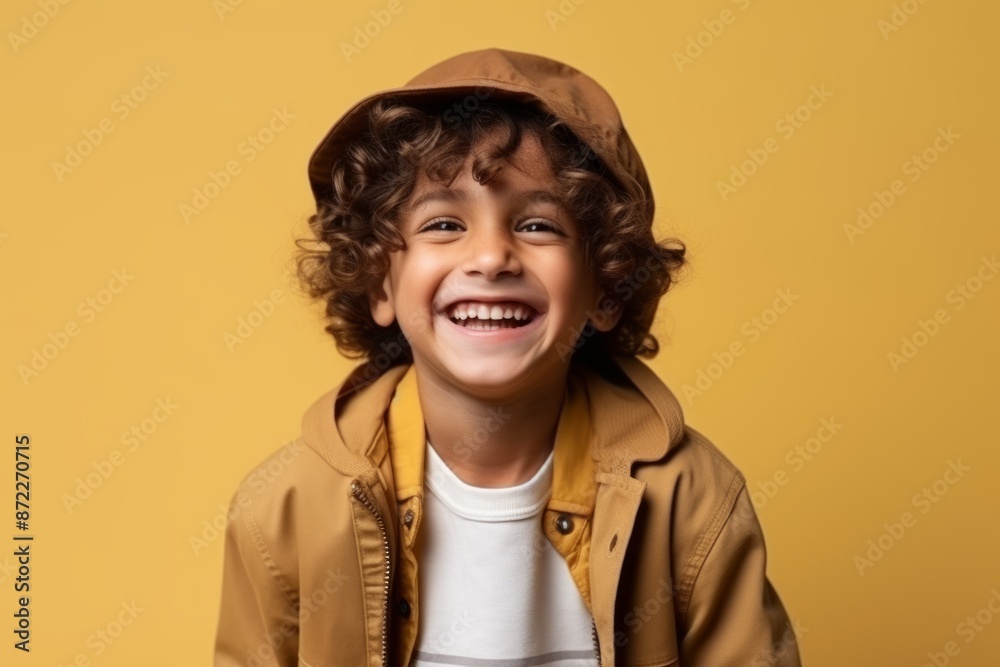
[446,301,537,331]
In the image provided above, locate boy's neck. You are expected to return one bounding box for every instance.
[411,361,569,489]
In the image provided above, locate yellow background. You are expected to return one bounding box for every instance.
[3,0,998,664]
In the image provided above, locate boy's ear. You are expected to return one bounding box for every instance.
[369,272,396,327]
[588,289,623,332]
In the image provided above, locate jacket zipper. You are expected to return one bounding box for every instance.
[591,618,603,666]
[351,481,392,667]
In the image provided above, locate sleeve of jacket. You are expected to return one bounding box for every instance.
[214,488,300,667]
[679,484,802,667]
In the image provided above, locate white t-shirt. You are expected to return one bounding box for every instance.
[409,440,598,666]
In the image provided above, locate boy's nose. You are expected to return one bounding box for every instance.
[460,223,522,279]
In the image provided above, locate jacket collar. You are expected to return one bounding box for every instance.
[385,361,603,514]
[301,355,686,499]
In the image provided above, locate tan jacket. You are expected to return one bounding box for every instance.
[214,355,802,666]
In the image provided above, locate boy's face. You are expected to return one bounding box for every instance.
[369,131,621,398]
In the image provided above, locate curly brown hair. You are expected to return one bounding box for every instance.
[293,95,686,375]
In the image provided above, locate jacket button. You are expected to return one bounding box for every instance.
[403,510,414,527]
[555,514,574,534]
[398,598,411,619]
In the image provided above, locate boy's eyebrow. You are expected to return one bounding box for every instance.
[407,188,565,212]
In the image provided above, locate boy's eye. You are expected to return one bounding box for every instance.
[417,218,462,233]
[518,219,562,234]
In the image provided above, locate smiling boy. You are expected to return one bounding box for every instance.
[215,49,801,666]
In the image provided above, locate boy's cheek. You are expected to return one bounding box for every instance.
[405,310,432,334]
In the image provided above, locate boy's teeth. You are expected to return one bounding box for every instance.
[448,301,535,321]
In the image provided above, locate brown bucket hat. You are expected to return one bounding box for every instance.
[307,47,654,222]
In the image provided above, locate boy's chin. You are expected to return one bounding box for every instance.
[426,357,554,397]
